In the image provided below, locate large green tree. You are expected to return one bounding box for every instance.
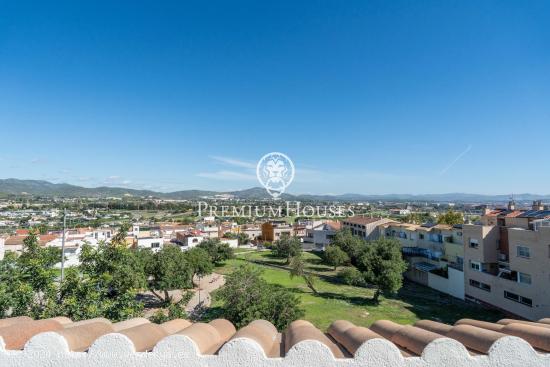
[186,247,214,279]
[330,229,366,264]
[324,245,349,270]
[272,234,302,264]
[142,245,193,305]
[216,264,304,330]
[198,238,234,265]
[356,238,407,302]
[437,210,464,226]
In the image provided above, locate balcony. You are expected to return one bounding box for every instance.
[532,219,550,231]
[402,247,442,261]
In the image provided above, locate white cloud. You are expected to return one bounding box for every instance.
[209,156,256,169]
[30,158,48,165]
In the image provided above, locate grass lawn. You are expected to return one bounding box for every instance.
[213,250,505,330]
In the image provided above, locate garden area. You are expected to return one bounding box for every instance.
[211,248,504,330]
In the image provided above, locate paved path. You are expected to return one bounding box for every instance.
[185,273,225,315]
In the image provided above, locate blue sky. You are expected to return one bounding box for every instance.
[1,1,549,195]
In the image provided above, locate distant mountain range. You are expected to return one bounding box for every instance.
[1,178,549,203]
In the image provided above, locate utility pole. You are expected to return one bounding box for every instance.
[60,208,66,282]
[198,275,201,305]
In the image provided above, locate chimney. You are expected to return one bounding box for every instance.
[532,200,544,211]
[507,200,516,211]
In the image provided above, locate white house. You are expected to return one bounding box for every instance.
[135,237,164,252]
[176,232,205,250]
[303,220,341,251]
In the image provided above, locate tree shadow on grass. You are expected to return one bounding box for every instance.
[286,286,378,307]
[308,265,333,273]
[388,280,506,324]
[305,257,324,265]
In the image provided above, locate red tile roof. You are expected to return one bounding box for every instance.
[0,316,549,357]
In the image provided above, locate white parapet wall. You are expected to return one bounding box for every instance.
[427,267,465,300]
[1,332,549,367]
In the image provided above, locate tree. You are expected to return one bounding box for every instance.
[186,247,214,279]
[289,253,317,295]
[13,230,60,317]
[356,238,407,302]
[272,234,302,264]
[403,213,432,225]
[0,227,145,321]
[330,229,366,264]
[216,265,304,330]
[149,291,194,323]
[198,238,234,264]
[237,233,249,246]
[437,210,464,226]
[337,266,365,286]
[36,224,48,235]
[142,245,193,305]
[66,239,146,321]
[79,241,147,298]
[324,245,349,270]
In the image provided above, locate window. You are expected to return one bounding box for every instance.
[470,261,481,271]
[504,291,520,302]
[469,239,479,248]
[517,246,530,258]
[504,291,533,307]
[151,242,160,248]
[419,233,425,240]
[470,279,491,292]
[519,272,532,285]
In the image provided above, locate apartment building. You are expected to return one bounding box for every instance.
[382,222,465,300]
[196,223,219,239]
[237,225,262,241]
[463,201,550,320]
[342,216,394,241]
[261,221,294,242]
[303,220,341,250]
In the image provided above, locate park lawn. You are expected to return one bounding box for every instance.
[214,253,505,331]
[236,249,338,275]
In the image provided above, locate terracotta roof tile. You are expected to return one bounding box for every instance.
[1,316,550,359]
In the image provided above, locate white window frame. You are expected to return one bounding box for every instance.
[470,261,481,272]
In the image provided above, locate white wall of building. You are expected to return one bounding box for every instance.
[427,267,465,300]
[136,238,163,252]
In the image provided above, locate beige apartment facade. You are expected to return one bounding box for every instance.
[342,216,394,241]
[463,203,550,320]
[382,222,466,300]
